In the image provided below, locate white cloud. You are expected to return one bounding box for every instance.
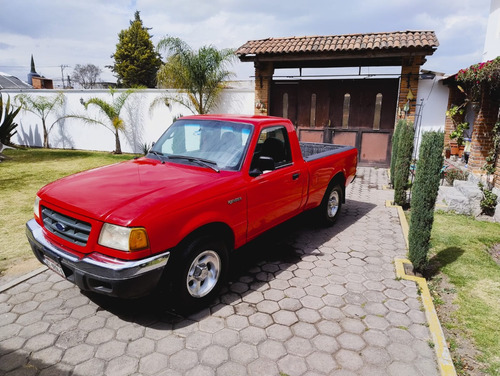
[0,0,493,84]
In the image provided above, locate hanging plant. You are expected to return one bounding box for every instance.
[456,56,500,100]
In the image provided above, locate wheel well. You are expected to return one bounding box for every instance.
[180,223,235,251]
[329,172,346,203]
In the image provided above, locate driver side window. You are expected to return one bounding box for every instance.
[251,126,292,169]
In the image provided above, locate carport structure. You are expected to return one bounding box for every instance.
[236,30,439,166]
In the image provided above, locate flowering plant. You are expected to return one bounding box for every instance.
[456,56,500,100]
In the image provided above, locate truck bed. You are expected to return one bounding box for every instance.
[300,142,356,162]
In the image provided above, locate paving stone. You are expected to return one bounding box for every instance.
[126,337,155,358]
[249,312,273,328]
[278,354,308,376]
[169,349,199,371]
[312,334,339,353]
[285,336,314,356]
[272,310,298,326]
[73,358,106,375]
[387,342,417,361]
[248,358,279,376]
[200,345,229,367]
[217,362,247,376]
[340,317,366,334]
[229,342,258,364]
[257,339,287,360]
[213,328,240,347]
[62,343,94,365]
[335,348,364,371]
[361,346,392,366]
[106,355,139,376]
[266,323,293,341]
[157,335,185,355]
[240,326,267,345]
[86,327,116,345]
[292,321,318,339]
[337,332,366,351]
[95,339,127,360]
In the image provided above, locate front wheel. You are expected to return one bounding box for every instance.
[172,237,228,313]
[319,184,343,226]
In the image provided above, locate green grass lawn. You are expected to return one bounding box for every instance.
[0,148,136,275]
[430,212,500,375]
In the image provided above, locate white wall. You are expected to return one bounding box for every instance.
[483,0,500,61]
[413,73,450,156]
[2,84,255,154]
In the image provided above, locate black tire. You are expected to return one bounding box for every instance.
[318,184,343,226]
[171,236,228,313]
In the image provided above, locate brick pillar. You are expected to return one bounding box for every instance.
[254,62,274,116]
[398,58,424,123]
[467,89,500,179]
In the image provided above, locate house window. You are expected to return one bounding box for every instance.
[310,93,317,127]
[373,93,383,130]
[342,94,350,129]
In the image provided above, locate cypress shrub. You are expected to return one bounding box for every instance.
[390,119,404,187]
[393,120,414,206]
[408,131,444,272]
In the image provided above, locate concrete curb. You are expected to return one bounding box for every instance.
[386,200,457,376]
[0,266,47,293]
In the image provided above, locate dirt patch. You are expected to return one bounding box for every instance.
[429,273,485,376]
[0,257,42,286]
[486,243,500,267]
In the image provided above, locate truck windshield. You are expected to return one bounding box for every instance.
[150,120,253,171]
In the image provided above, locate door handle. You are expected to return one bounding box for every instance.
[292,173,300,180]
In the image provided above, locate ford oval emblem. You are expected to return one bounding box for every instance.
[55,222,67,232]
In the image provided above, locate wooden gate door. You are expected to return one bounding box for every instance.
[270,78,399,167]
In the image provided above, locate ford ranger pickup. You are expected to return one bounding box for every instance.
[26,114,357,310]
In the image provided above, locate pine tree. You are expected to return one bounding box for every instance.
[408,131,444,272]
[110,11,162,88]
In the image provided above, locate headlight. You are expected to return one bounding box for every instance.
[34,196,41,218]
[98,223,149,252]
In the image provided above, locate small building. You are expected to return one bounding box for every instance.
[236,30,439,167]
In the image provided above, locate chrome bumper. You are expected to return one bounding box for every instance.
[26,219,170,298]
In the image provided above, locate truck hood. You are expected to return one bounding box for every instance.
[38,157,230,225]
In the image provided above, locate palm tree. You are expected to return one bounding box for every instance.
[156,37,235,114]
[15,92,65,148]
[81,88,134,154]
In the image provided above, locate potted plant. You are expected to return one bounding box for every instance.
[446,104,469,156]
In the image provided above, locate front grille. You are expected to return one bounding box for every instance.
[41,206,91,246]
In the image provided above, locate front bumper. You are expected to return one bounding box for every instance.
[26,219,170,298]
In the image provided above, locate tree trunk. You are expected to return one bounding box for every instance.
[114,130,122,154]
[42,118,50,148]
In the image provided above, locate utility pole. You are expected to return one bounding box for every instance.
[60,65,69,88]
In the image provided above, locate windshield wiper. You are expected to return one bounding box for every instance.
[167,155,220,173]
[148,150,165,160]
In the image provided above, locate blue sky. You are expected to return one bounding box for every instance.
[0,0,492,86]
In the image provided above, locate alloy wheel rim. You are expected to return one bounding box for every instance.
[186,250,221,298]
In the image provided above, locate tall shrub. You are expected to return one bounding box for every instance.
[408,131,444,272]
[390,119,404,187]
[393,120,414,206]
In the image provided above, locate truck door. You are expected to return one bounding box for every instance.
[247,125,306,239]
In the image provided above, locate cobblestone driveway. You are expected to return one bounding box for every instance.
[0,167,439,376]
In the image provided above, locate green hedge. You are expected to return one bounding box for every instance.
[390,119,404,187]
[408,131,444,272]
[393,120,414,206]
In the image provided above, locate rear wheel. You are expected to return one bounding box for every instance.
[171,237,228,312]
[319,184,343,226]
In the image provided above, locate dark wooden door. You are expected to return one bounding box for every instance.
[270,78,399,167]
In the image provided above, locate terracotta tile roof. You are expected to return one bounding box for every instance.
[236,30,438,56]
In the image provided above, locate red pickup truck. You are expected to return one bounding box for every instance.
[27,115,356,310]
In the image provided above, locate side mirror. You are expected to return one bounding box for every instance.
[249,156,275,177]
